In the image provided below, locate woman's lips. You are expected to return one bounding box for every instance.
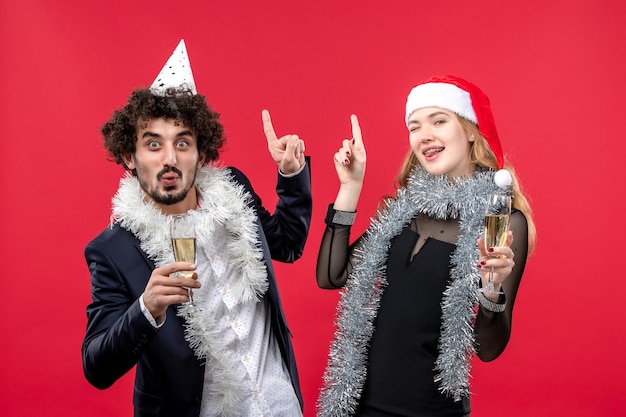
[423,147,444,160]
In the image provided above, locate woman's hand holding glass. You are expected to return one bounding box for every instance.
[477,231,516,296]
[478,193,515,296]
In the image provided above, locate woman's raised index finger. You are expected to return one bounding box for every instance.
[350,114,363,144]
[262,109,278,144]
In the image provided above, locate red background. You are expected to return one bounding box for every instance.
[1,0,625,416]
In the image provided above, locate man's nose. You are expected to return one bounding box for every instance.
[163,144,177,166]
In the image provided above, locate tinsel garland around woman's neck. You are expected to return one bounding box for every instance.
[316,166,503,417]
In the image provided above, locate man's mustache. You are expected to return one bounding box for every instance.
[157,166,183,180]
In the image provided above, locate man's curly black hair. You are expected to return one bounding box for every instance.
[101,88,225,169]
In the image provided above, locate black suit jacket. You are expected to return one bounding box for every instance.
[82,165,312,417]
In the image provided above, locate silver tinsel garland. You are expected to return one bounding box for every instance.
[316,167,502,416]
[111,165,268,416]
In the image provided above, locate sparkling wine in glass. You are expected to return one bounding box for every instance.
[171,214,196,305]
[481,193,511,295]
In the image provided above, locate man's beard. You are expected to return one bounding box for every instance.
[138,166,196,205]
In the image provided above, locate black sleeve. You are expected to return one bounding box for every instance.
[82,237,159,389]
[228,158,312,264]
[474,209,529,361]
[315,206,365,289]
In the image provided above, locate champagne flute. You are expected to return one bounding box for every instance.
[481,193,511,295]
[171,213,196,305]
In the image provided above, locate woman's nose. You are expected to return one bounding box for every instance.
[419,128,434,142]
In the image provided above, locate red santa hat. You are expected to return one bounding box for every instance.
[405,75,504,170]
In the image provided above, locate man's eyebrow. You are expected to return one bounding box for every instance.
[176,130,194,137]
[140,130,194,139]
[141,131,160,139]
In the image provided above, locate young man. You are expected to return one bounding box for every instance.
[82,40,312,417]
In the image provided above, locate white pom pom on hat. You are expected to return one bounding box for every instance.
[405,75,505,170]
[150,39,197,96]
[494,169,512,188]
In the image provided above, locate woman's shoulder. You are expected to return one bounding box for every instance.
[510,208,528,234]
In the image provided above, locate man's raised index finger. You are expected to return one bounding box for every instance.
[262,109,278,144]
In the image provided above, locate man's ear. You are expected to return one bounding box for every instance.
[122,153,136,170]
[197,153,207,168]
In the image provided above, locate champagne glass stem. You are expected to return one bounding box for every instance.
[485,266,503,295]
[487,267,495,293]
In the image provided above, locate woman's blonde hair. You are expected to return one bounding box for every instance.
[394,115,536,255]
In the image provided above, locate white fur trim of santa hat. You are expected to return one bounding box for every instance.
[150,39,197,95]
[405,82,477,126]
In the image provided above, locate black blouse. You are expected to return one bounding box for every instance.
[357,227,470,416]
[316,209,529,416]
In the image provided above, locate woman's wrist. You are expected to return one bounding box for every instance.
[325,203,356,226]
[333,182,362,211]
[477,291,506,313]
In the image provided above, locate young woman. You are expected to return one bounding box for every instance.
[316,75,536,417]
